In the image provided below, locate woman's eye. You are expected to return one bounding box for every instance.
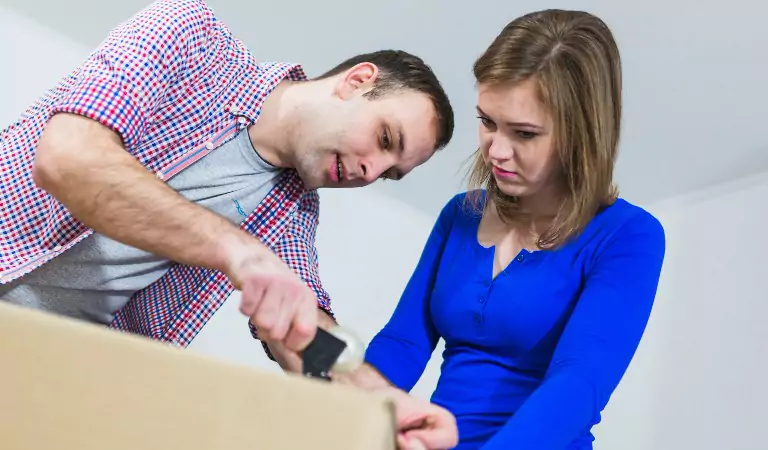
[477,116,492,127]
[516,130,537,140]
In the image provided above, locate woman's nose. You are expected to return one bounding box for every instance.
[488,136,513,161]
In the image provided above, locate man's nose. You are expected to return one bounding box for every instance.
[359,161,377,184]
[359,155,394,183]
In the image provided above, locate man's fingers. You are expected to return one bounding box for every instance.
[252,285,281,336]
[238,279,265,316]
[283,293,317,351]
[267,294,296,341]
[236,268,320,353]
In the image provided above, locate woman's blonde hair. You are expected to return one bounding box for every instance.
[466,9,621,249]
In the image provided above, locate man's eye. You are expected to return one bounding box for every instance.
[382,133,391,149]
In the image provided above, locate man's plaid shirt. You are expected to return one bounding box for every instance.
[0,0,333,346]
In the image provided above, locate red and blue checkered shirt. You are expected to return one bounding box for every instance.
[0,0,333,347]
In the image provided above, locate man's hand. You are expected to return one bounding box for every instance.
[259,308,337,371]
[229,251,320,353]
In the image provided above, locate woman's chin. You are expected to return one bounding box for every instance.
[493,179,527,198]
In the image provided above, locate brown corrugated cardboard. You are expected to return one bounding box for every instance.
[0,301,397,450]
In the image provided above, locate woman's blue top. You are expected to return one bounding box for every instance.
[365,191,666,449]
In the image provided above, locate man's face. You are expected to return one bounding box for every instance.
[292,65,440,190]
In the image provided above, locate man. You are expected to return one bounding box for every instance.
[0,0,456,448]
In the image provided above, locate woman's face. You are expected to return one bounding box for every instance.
[477,78,561,200]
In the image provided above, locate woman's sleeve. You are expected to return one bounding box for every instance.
[481,209,667,449]
[363,194,461,391]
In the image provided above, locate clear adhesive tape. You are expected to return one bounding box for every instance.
[327,325,365,373]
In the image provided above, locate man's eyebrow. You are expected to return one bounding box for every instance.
[398,129,405,153]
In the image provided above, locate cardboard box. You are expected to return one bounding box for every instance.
[0,302,397,450]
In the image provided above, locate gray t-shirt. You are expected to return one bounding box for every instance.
[0,129,280,325]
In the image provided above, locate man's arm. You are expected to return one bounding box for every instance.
[33,0,320,352]
[33,113,275,285]
[50,0,215,151]
[33,0,249,272]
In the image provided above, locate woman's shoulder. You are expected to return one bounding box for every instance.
[583,198,666,257]
[438,189,486,218]
[426,190,486,238]
[594,198,664,236]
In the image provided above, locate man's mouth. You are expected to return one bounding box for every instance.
[336,154,343,182]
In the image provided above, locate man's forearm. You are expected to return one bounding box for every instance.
[33,113,270,279]
[332,362,393,390]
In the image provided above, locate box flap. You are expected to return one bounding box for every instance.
[0,302,396,450]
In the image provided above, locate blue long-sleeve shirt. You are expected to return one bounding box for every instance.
[364,191,666,449]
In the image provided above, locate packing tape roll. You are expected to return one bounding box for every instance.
[326,325,365,373]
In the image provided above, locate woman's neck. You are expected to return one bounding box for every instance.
[509,184,564,235]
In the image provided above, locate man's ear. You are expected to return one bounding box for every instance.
[333,62,379,100]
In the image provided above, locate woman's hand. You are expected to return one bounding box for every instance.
[262,325,458,449]
[379,386,458,450]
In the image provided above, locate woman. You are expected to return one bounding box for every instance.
[363,9,666,449]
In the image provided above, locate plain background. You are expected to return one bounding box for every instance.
[1,2,767,448]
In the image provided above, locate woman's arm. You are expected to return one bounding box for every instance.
[481,209,666,449]
[360,194,462,391]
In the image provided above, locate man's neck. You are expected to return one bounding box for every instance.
[247,80,304,168]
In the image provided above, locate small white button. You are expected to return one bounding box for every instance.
[237,116,247,124]
[53,245,62,251]
[156,171,164,180]
[229,105,239,114]
[205,142,214,150]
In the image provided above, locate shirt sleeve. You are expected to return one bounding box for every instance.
[363,194,460,390]
[249,188,334,345]
[481,209,667,450]
[51,0,213,150]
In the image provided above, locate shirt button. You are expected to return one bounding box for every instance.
[516,254,525,262]
[53,245,62,251]
[229,105,239,114]
[156,171,164,180]
[205,142,214,150]
[237,116,247,124]
[478,296,486,304]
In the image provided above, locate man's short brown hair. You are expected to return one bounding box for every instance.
[318,50,454,152]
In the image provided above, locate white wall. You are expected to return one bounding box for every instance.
[593,171,768,450]
[0,7,90,127]
[4,6,767,449]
